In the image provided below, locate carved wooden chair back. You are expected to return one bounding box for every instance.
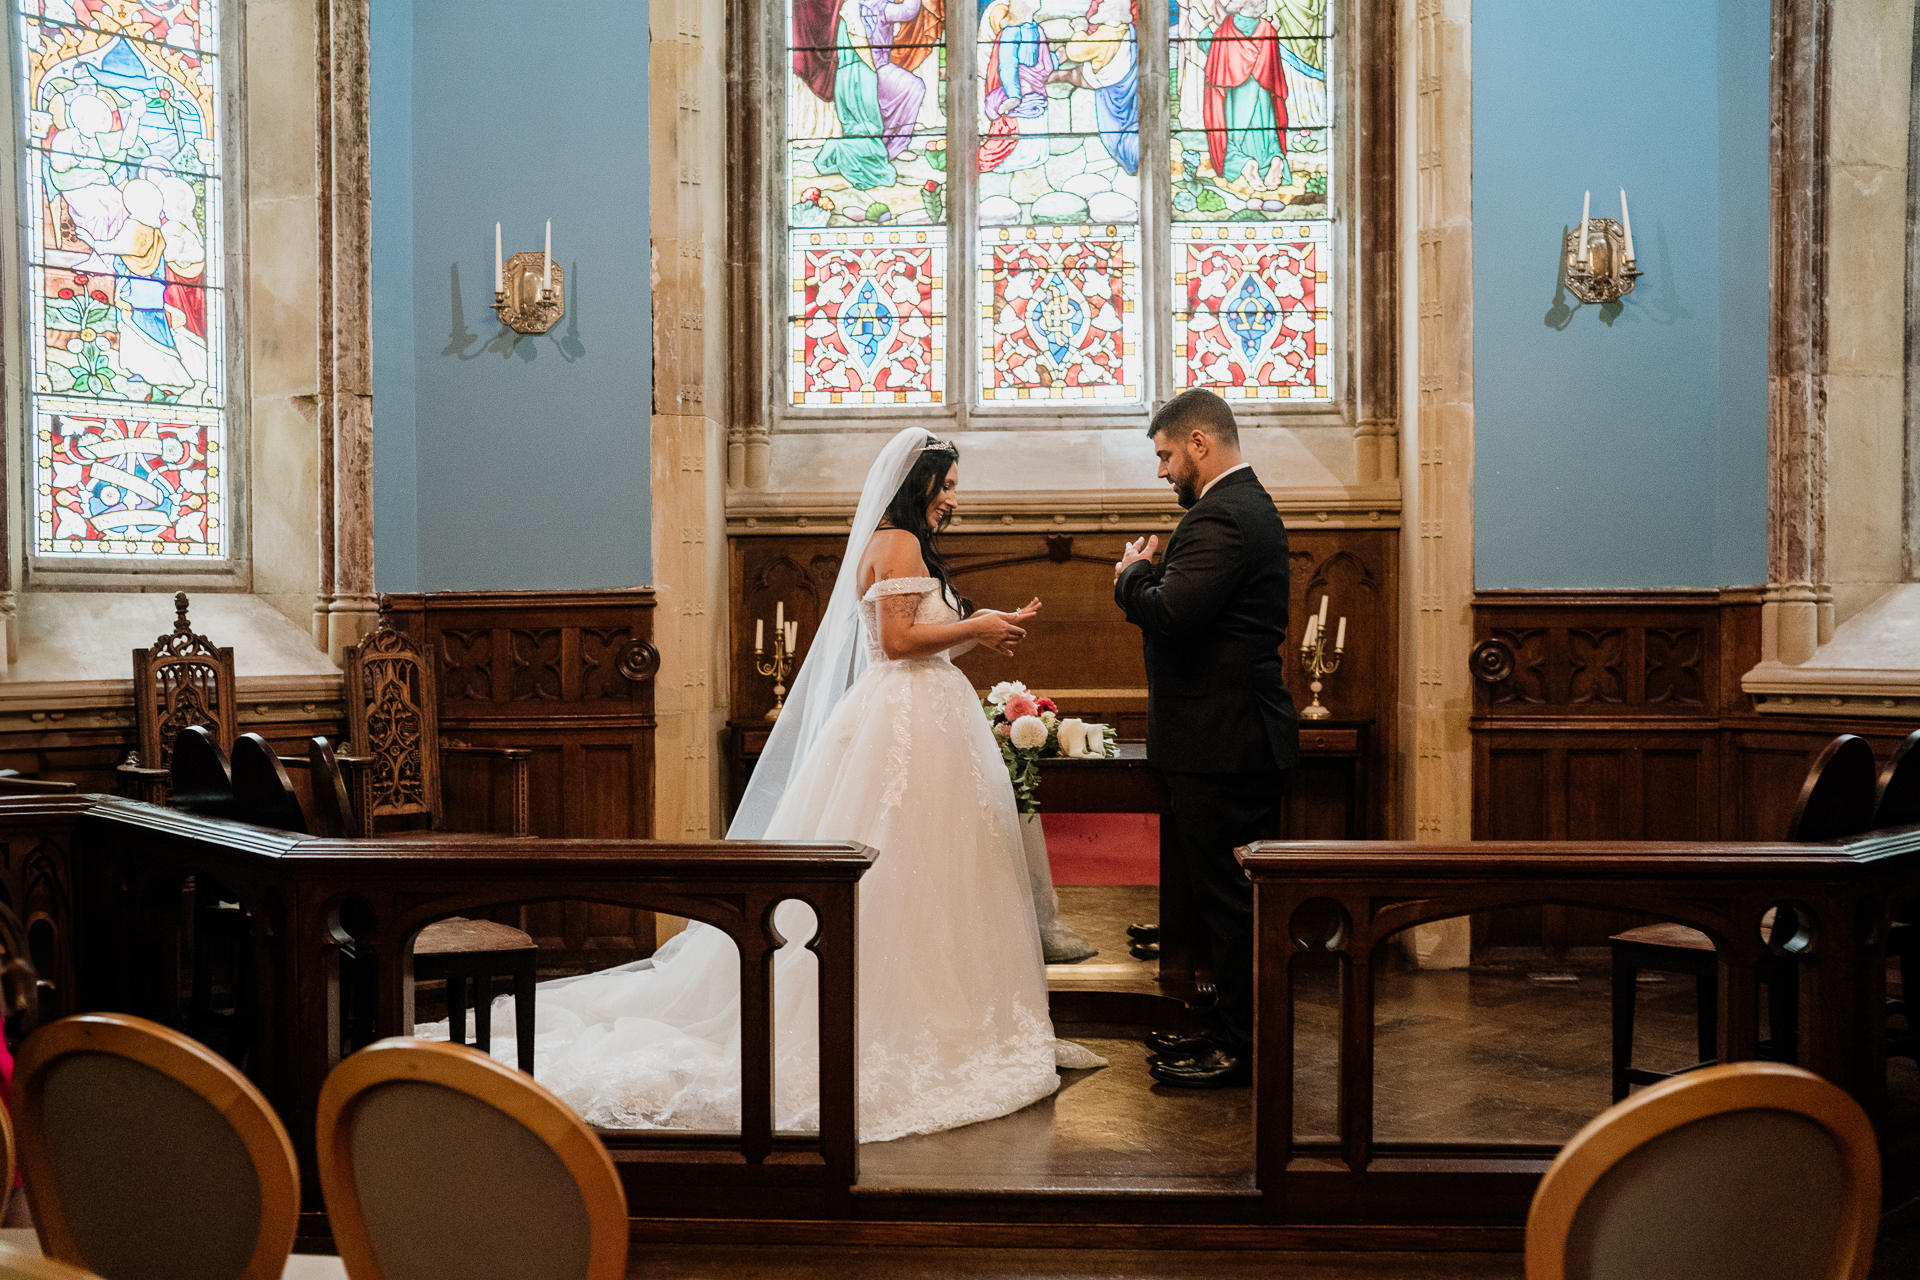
[343,617,444,833]
[15,1013,301,1280]
[1526,1062,1879,1280]
[316,1038,628,1280]
[1787,734,1880,842]
[129,593,237,775]
[1874,729,1920,832]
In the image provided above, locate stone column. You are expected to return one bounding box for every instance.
[651,0,734,860]
[317,0,379,661]
[1760,0,1833,667]
[1402,0,1473,969]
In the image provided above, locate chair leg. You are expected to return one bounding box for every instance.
[473,973,492,1056]
[1611,948,1636,1102]
[1696,966,1718,1066]
[447,973,467,1048]
[514,955,537,1075]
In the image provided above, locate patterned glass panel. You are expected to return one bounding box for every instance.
[18,0,227,558]
[975,0,1141,398]
[790,228,947,404]
[1173,220,1327,397]
[980,223,1139,401]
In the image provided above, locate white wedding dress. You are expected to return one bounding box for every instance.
[418,575,1098,1142]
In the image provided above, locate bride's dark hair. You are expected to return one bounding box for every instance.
[882,438,965,612]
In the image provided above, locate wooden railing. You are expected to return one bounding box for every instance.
[61,798,872,1219]
[1240,829,1920,1222]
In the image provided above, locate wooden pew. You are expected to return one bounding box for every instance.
[1239,827,1920,1222]
[58,797,873,1223]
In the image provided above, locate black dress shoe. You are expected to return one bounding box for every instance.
[1143,1030,1211,1056]
[1129,941,1161,961]
[1126,923,1160,944]
[1149,1047,1252,1089]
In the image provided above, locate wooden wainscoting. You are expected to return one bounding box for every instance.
[1470,589,1920,952]
[381,590,659,973]
[730,527,1399,835]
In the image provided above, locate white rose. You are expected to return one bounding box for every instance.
[987,680,1025,707]
[1009,715,1047,751]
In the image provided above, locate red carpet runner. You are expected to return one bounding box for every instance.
[1040,813,1160,885]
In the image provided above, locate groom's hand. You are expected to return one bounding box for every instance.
[1114,535,1158,581]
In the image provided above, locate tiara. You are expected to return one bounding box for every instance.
[922,437,959,453]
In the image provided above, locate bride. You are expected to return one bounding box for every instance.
[421,428,1101,1142]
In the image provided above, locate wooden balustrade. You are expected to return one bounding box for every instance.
[56,797,871,1221]
[1240,830,1920,1222]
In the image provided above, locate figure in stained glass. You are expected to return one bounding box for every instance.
[158,174,207,345]
[1057,0,1138,176]
[1201,0,1289,192]
[977,0,1055,173]
[793,0,895,189]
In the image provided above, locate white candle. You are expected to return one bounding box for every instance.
[776,600,785,632]
[1318,595,1330,628]
[755,618,764,652]
[1304,614,1319,646]
[1619,188,1635,262]
[544,219,552,292]
[1335,616,1347,651]
[786,621,798,652]
[494,222,502,292]
[1580,190,1591,255]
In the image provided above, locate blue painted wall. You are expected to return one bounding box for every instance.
[370,0,652,592]
[1472,0,1769,589]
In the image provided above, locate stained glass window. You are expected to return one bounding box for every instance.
[16,0,228,559]
[781,0,1334,412]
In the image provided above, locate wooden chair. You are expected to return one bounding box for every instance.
[1526,1061,1879,1280]
[340,609,539,1069]
[0,1244,105,1280]
[222,733,538,1072]
[1609,734,1879,1099]
[1876,729,1920,1061]
[14,1013,300,1280]
[117,593,238,806]
[340,608,531,839]
[315,1038,627,1280]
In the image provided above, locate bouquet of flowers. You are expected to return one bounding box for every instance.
[982,681,1116,813]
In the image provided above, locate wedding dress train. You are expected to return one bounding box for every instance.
[418,575,1099,1142]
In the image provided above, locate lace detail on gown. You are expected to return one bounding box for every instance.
[417,575,1102,1143]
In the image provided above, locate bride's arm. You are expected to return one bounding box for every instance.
[869,533,1030,659]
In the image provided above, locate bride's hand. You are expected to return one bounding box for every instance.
[969,609,1030,657]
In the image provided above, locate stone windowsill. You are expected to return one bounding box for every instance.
[1742,583,1920,719]
[0,593,342,733]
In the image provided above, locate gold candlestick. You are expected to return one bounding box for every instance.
[1298,616,1346,720]
[755,623,796,721]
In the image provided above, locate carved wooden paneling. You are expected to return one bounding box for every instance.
[1472,589,1920,953]
[381,590,660,972]
[730,528,1399,836]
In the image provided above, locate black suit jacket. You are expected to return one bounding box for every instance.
[1114,467,1298,774]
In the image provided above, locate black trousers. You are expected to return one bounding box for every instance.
[1163,769,1286,1053]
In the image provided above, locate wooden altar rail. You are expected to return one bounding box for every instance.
[59,798,872,1219]
[1240,829,1920,1223]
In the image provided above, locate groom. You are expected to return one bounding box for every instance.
[1114,388,1297,1088]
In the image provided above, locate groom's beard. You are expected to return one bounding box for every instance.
[1175,482,1199,509]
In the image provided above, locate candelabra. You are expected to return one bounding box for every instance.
[755,615,799,721]
[1562,188,1643,305]
[1298,604,1347,721]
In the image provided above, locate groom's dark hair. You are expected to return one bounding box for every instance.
[1148,388,1240,449]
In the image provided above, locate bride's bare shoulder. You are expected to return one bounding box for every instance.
[859,529,929,590]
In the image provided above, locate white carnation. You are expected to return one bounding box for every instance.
[987,680,1026,707]
[1009,715,1047,751]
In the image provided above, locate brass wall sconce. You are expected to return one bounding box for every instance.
[1563,188,1642,305]
[492,220,565,335]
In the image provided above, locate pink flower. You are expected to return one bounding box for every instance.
[995,723,1010,737]
[1004,692,1038,720]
